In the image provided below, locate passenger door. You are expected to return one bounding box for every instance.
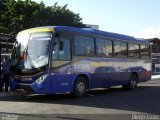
[50,31,73,93]
[52,32,72,70]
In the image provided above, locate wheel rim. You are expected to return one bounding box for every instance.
[76,82,85,95]
[131,76,137,88]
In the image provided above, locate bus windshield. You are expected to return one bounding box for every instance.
[11,32,52,69]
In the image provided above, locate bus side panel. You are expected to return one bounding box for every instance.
[89,58,114,88]
[50,58,115,92]
[111,58,130,86]
[72,58,115,89]
[48,58,151,94]
[111,58,152,85]
[49,73,76,94]
[137,59,152,82]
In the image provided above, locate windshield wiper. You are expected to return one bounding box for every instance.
[35,56,47,63]
[25,46,36,69]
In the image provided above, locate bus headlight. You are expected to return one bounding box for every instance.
[36,75,48,83]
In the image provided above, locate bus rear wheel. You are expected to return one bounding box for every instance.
[122,74,138,90]
[72,76,87,98]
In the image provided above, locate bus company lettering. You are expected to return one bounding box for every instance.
[73,64,91,72]
[91,62,111,67]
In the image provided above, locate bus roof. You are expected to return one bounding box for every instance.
[20,26,150,45]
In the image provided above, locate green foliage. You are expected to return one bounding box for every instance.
[0,0,86,34]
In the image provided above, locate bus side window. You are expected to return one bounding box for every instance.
[128,43,140,58]
[96,38,105,57]
[128,43,135,57]
[141,45,150,59]
[105,39,113,57]
[85,37,95,56]
[114,41,127,58]
[135,44,140,58]
[74,35,95,56]
[74,35,86,56]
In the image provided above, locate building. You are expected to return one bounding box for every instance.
[0,33,16,60]
[147,38,160,74]
[85,24,99,30]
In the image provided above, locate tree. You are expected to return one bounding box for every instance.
[0,0,86,34]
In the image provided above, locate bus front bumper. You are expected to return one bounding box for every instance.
[10,79,49,94]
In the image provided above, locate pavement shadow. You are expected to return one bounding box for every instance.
[0,85,160,115]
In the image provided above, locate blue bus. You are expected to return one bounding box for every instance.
[10,26,152,97]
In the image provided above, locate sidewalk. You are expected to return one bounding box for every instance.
[151,75,160,79]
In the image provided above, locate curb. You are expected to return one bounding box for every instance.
[0,93,11,97]
[0,92,19,97]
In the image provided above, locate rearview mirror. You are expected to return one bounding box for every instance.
[59,41,64,51]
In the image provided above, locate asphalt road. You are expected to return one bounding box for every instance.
[0,78,160,120]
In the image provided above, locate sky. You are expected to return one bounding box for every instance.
[34,0,160,39]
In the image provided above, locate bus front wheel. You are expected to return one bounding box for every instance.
[72,76,87,98]
[122,74,138,90]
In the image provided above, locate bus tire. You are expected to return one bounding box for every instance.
[71,76,87,98]
[122,73,138,90]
